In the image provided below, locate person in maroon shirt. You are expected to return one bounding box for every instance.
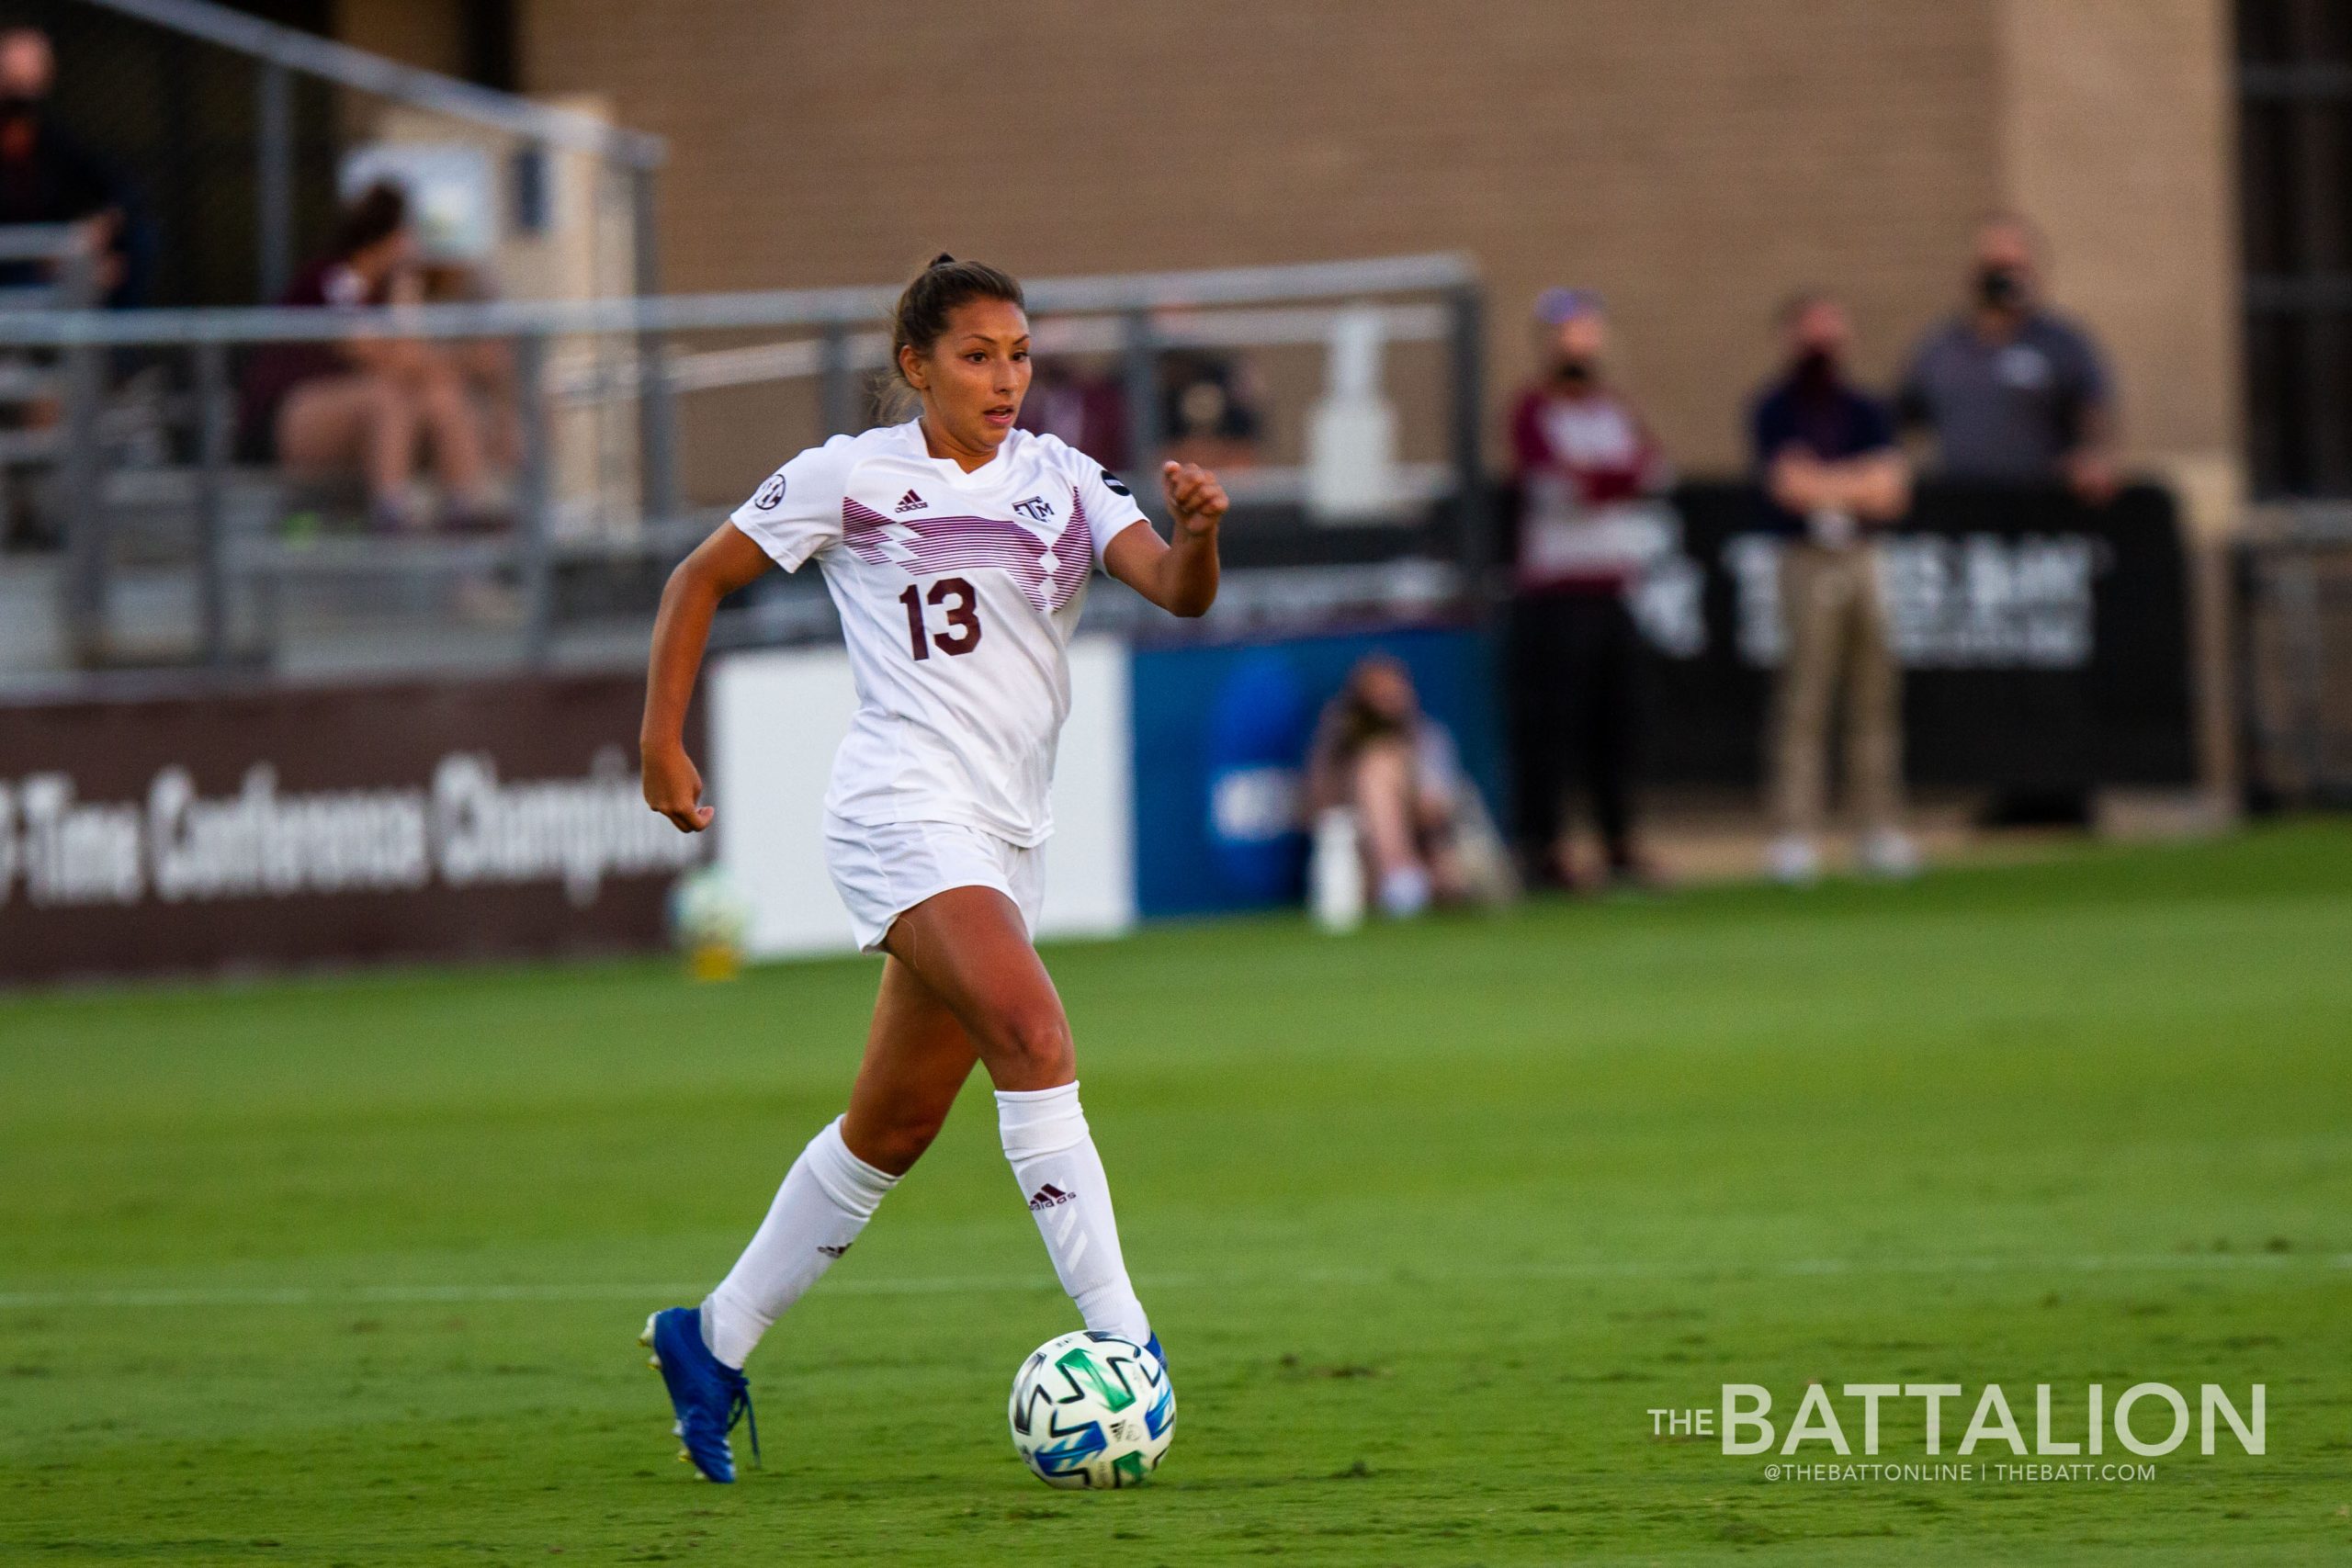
[237,182,498,533]
[1506,288,1669,889]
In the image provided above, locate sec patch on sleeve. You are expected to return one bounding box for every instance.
[754,473,787,509]
[1100,468,1132,497]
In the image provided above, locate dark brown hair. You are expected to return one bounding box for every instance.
[889,254,1024,387]
[331,181,410,261]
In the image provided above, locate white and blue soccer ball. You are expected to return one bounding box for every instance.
[1008,1330,1174,1488]
[667,865,752,953]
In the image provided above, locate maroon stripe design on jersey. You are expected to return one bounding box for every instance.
[843,490,1091,612]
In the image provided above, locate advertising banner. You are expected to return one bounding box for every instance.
[1628,482,2197,788]
[710,640,1136,958]
[0,673,703,984]
[1129,625,1506,918]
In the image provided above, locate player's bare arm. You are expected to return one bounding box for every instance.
[639,521,773,832]
[1104,460,1227,617]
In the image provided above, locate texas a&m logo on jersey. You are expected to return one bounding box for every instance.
[842,482,1092,615]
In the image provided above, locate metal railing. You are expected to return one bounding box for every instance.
[82,0,664,289]
[0,224,95,468]
[73,0,678,523]
[0,252,1486,677]
[2236,509,2352,808]
[0,225,99,659]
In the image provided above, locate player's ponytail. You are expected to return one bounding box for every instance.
[888,254,1025,399]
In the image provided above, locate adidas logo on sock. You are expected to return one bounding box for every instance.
[816,1241,853,1258]
[894,489,928,513]
[1027,1183,1075,1211]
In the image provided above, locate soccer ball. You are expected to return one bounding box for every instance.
[668,865,751,949]
[667,866,752,979]
[1008,1330,1174,1488]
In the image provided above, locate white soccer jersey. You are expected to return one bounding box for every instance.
[729,420,1150,847]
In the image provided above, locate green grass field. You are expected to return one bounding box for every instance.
[4,824,2349,1564]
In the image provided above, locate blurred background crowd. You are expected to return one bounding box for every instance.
[0,0,2346,979]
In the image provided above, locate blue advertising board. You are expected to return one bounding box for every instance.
[1128,626,1505,918]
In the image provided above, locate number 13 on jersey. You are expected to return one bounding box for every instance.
[898,576,982,661]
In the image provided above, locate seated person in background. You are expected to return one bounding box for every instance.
[237,182,503,534]
[1306,655,1469,919]
[420,258,522,479]
[1896,212,2117,503]
[1018,355,1129,471]
[1751,291,1917,885]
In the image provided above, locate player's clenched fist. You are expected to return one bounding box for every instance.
[1161,460,1228,537]
[642,742,714,833]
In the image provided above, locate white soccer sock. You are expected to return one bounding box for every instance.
[997,1082,1150,1343]
[701,1115,898,1369]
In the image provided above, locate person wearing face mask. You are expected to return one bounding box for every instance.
[1506,288,1671,891]
[0,27,139,306]
[1896,214,2117,503]
[1750,293,1916,884]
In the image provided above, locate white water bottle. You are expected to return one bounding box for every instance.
[1310,807,1365,933]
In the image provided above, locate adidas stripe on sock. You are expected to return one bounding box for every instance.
[702,1115,898,1369]
[996,1082,1150,1342]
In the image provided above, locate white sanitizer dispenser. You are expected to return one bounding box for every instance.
[1306,305,1405,524]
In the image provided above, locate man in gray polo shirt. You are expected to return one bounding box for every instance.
[1897,215,2118,502]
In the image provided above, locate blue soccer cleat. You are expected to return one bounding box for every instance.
[640,1306,758,1483]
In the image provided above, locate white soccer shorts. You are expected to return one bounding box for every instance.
[822,815,1045,953]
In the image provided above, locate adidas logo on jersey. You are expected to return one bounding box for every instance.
[1027,1183,1076,1211]
[895,489,929,513]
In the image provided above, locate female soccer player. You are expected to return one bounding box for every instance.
[636,256,1225,1482]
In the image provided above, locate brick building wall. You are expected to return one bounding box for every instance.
[422,0,2233,503]
[1996,0,2242,529]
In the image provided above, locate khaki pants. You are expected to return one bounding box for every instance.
[1770,541,1903,837]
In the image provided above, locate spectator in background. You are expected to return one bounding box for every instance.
[1507,288,1667,890]
[0,26,143,306]
[1159,348,1262,468]
[1306,654,1471,918]
[1750,292,1917,885]
[1018,355,1129,470]
[1897,214,2117,502]
[238,183,503,534]
[419,259,523,477]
